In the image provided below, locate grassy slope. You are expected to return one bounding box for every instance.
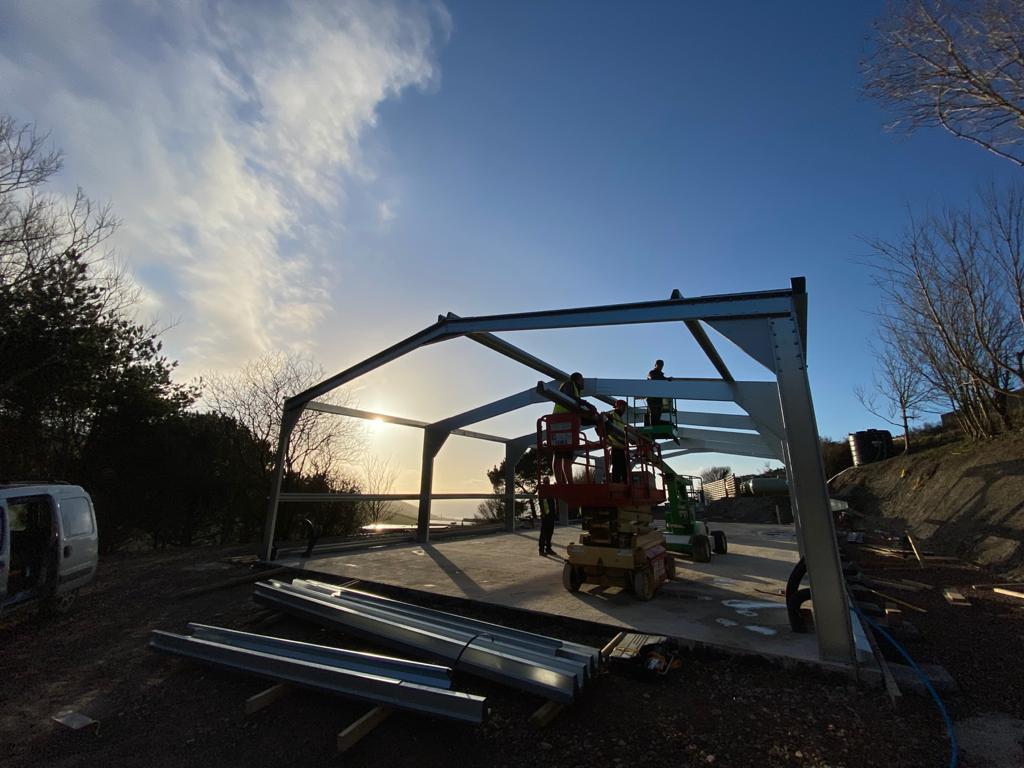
[830,431,1024,578]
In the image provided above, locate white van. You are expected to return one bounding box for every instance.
[0,484,99,615]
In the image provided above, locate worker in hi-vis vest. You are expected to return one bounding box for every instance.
[542,372,595,555]
[603,400,629,483]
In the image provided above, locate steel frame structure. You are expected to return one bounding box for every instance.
[261,278,855,663]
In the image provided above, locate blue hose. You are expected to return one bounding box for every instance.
[856,607,958,768]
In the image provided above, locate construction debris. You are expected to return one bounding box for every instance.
[994,587,1024,601]
[244,683,292,715]
[253,579,600,704]
[905,533,924,568]
[942,589,971,607]
[337,706,392,754]
[148,623,487,723]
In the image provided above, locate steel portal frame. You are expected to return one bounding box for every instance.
[262,278,855,664]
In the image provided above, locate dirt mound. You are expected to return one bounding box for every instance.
[704,496,792,524]
[830,431,1024,578]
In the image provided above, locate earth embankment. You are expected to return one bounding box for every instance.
[830,432,1024,578]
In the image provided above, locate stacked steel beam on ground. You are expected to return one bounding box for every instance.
[149,623,487,723]
[253,579,601,704]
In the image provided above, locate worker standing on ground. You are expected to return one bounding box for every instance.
[603,400,629,483]
[538,495,556,556]
[646,359,674,426]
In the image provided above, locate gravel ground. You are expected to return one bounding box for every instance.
[0,545,969,767]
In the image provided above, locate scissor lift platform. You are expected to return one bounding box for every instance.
[537,413,674,600]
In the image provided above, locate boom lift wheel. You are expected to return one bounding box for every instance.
[711,530,728,555]
[562,562,583,593]
[692,534,712,563]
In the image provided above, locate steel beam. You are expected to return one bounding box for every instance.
[670,289,735,381]
[446,312,618,407]
[292,580,600,672]
[309,402,507,444]
[278,493,529,502]
[661,438,779,461]
[254,582,581,703]
[439,291,794,336]
[673,411,759,430]
[186,623,454,688]
[149,630,487,723]
[674,426,770,449]
[428,386,551,434]
[590,377,780,403]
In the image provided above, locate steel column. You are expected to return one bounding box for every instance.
[770,315,854,663]
[261,407,302,561]
[417,429,450,543]
[504,442,527,532]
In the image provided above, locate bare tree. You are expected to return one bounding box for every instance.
[359,454,398,525]
[204,351,365,484]
[855,334,933,452]
[1,115,119,288]
[864,0,1024,166]
[700,466,732,483]
[866,188,1024,438]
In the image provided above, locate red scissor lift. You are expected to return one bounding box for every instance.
[537,413,676,600]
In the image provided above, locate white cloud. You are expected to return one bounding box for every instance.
[378,198,398,224]
[0,0,448,370]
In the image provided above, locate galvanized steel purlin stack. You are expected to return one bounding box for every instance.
[253,578,601,704]
[148,623,488,723]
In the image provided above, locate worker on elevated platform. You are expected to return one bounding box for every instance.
[542,372,596,555]
[550,372,597,487]
[646,359,674,426]
[603,400,629,483]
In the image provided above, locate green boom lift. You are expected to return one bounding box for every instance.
[661,471,727,562]
[633,397,728,563]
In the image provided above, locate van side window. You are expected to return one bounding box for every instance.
[60,497,94,537]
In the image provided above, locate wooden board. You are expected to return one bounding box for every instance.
[604,632,667,661]
[994,587,1024,600]
[177,566,292,599]
[337,706,392,754]
[943,588,971,606]
[529,700,565,729]
[863,586,927,614]
[905,533,924,568]
[865,577,927,593]
[244,683,292,715]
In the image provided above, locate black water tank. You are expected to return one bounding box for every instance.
[848,430,894,466]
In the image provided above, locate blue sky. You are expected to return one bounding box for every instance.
[1,1,1017,500]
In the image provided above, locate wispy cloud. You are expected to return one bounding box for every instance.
[0,0,448,369]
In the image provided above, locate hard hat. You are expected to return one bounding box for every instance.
[615,400,627,408]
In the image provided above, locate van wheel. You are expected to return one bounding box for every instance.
[44,589,77,615]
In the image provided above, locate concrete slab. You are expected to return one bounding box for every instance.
[274,522,825,664]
